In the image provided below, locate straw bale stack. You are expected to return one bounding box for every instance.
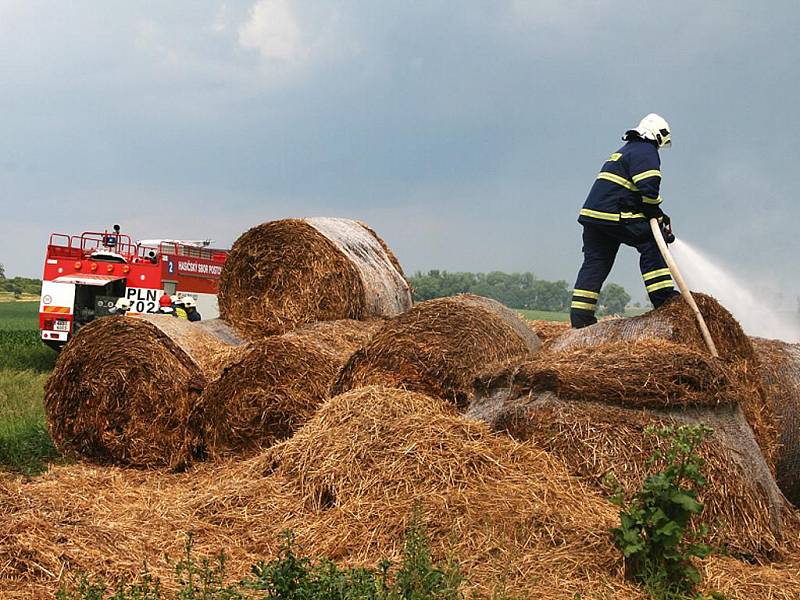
[44,315,242,469]
[3,387,800,598]
[218,218,411,338]
[197,319,384,458]
[550,294,780,470]
[0,387,631,598]
[332,295,542,407]
[752,337,800,505]
[468,339,794,558]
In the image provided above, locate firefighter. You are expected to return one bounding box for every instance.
[173,295,189,320]
[570,113,679,329]
[157,294,175,315]
[182,296,202,322]
[109,297,131,316]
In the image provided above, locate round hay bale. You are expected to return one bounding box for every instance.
[549,293,779,470]
[752,337,800,505]
[198,319,383,458]
[218,218,411,338]
[331,294,542,407]
[467,362,792,559]
[45,315,242,468]
[475,338,748,410]
[552,293,754,361]
[283,318,386,364]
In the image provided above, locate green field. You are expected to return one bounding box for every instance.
[0,301,59,473]
[0,302,55,372]
[0,292,40,303]
[517,309,570,322]
[0,300,41,330]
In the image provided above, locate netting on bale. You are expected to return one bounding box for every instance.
[45,315,242,469]
[525,319,571,350]
[218,218,411,339]
[4,387,800,599]
[550,293,780,470]
[468,339,795,559]
[752,337,800,505]
[196,319,384,458]
[331,294,542,407]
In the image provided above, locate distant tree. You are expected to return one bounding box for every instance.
[0,276,41,296]
[0,263,5,280]
[599,283,631,316]
[408,270,570,311]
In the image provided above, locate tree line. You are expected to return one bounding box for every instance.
[0,264,42,297]
[409,270,631,315]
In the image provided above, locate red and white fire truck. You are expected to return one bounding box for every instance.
[39,225,228,350]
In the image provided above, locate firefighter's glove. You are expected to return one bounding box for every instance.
[660,214,675,244]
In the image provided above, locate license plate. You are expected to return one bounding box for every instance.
[54,320,70,332]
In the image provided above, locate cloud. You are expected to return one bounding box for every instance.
[236,0,358,75]
[239,0,305,63]
[1,0,799,309]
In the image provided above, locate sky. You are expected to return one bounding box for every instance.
[1,1,798,305]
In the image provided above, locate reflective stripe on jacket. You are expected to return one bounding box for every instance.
[578,139,662,226]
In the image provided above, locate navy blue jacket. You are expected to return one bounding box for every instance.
[578,139,663,226]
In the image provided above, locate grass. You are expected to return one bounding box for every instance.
[0,301,55,372]
[0,300,41,330]
[0,369,58,474]
[0,330,56,372]
[0,300,60,474]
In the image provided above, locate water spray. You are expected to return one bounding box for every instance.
[670,238,800,342]
[649,218,719,357]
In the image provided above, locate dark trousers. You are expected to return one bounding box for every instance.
[570,221,678,328]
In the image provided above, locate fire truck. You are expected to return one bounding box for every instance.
[39,225,228,350]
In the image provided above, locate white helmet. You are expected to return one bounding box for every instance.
[181,296,196,308]
[114,297,132,311]
[172,295,185,306]
[627,113,671,149]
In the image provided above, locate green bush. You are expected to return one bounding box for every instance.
[607,424,721,600]
[0,276,42,296]
[244,516,460,599]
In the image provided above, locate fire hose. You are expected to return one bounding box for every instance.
[649,218,719,358]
